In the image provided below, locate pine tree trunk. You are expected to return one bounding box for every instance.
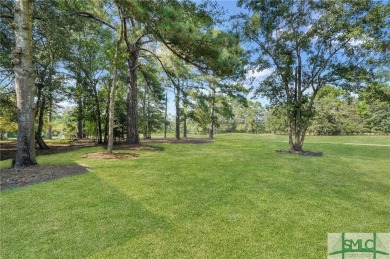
[209,88,216,139]
[146,94,151,139]
[164,91,168,138]
[103,91,109,144]
[126,45,140,145]
[183,114,187,138]
[46,98,52,139]
[142,88,147,139]
[107,78,116,152]
[77,97,83,139]
[183,92,188,138]
[92,83,103,144]
[12,0,37,167]
[175,83,180,140]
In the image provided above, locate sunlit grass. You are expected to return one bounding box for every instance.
[1,134,389,258]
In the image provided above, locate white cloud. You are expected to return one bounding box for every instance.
[349,38,364,46]
[246,68,274,81]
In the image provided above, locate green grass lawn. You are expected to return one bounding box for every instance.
[1,134,389,258]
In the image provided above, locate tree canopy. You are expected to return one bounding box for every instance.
[237,0,389,151]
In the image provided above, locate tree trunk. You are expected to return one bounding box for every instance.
[147,122,152,139]
[183,113,187,138]
[77,97,83,139]
[35,132,49,150]
[92,83,103,144]
[164,91,168,138]
[142,87,147,139]
[146,94,151,139]
[122,16,141,145]
[46,98,52,139]
[209,88,216,139]
[287,52,310,152]
[289,54,304,152]
[209,115,214,139]
[103,90,109,144]
[36,91,44,135]
[183,92,188,138]
[126,45,140,145]
[12,0,37,167]
[107,76,117,152]
[36,93,49,149]
[174,82,180,140]
[107,13,124,152]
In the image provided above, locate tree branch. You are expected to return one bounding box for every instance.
[140,47,177,87]
[0,14,13,19]
[70,11,116,30]
[149,26,209,73]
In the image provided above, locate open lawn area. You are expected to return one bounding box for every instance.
[1,134,389,258]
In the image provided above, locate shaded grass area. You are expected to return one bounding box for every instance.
[1,134,389,258]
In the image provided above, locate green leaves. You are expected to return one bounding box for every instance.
[238,0,389,150]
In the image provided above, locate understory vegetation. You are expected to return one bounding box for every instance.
[1,134,389,258]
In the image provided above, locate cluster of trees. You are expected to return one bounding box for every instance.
[265,85,390,135]
[236,0,389,151]
[1,0,388,167]
[1,0,246,167]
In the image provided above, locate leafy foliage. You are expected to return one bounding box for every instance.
[237,0,389,150]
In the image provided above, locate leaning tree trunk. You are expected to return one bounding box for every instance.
[36,93,49,149]
[12,0,37,167]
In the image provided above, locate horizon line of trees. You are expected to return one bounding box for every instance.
[2,84,388,142]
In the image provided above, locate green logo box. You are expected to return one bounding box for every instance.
[328,233,390,259]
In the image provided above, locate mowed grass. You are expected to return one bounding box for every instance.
[0,134,389,258]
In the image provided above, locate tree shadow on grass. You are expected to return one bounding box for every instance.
[0,173,170,258]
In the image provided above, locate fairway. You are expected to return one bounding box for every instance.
[1,134,389,258]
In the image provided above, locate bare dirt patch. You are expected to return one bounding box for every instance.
[276,149,323,156]
[115,144,163,151]
[83,152,139,159]
[0,139,98,161]
[0,164,89,191]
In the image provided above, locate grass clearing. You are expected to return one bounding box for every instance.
[1,134,389,258]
